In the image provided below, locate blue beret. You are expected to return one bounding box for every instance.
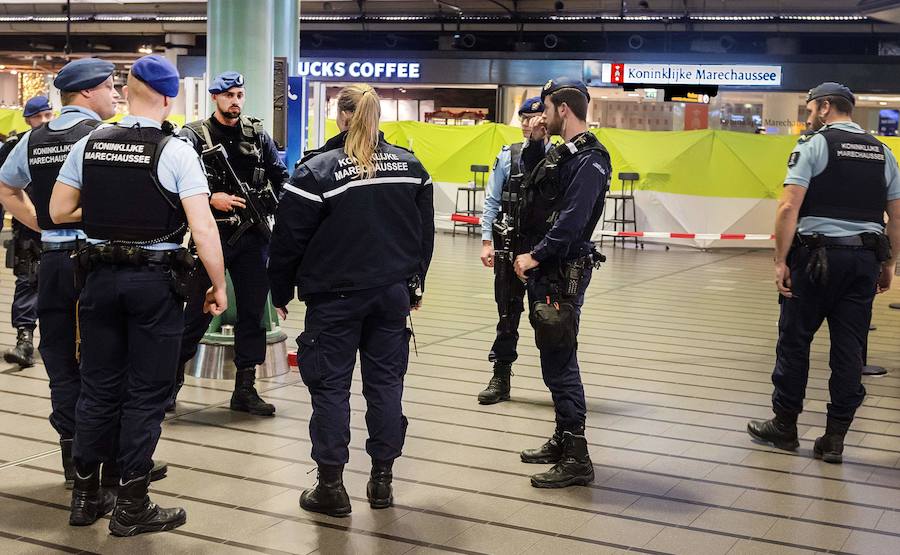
[54,58,115,92]
[23,96,52,117]
[132,55,180,98]
[540,77,591,103]
[208,71,245,94]
[807,82,855,105]
[517,96,545,116]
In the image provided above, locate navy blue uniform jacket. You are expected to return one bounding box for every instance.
[268,131,434,305]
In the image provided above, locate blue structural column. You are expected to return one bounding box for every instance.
[191,0,288,380]
[207,0,275,132]
[272,0,299,74]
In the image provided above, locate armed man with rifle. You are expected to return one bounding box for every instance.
[169,71,289,415]
[1,96,52,368]
[477,96,549,405]
[513,77,611,489]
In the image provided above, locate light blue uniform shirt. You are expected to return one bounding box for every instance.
[785,121,900,237]
[482,140,551,242]
[0,105,101,243]
[57,116,210,251]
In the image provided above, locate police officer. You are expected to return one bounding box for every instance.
[50,55,227,534]
[268,84,434,516]
[1,96,51,368]
[170,71,289,415]
[748,82,900,464]
[513,77,610,488]
[477,96,549,404]
[0,58,118,486]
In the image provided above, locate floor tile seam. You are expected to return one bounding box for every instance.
[159,414,900,513]
[5,382,899,485]
[0,488,483,555]
[410,349,900,393]
[410,251,755,353]
[418,338,898,387]
[8,461,861,555]
[142,418,900,526]
[166,401,900,494]
[429,330,900,369]
[390,380,900,438]
[402,359,900,406]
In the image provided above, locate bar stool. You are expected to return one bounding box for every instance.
[600,172,640,249]
[453,164,488,236]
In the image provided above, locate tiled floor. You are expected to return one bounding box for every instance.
[1,233,900,554]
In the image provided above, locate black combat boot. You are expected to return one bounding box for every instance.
[530,430,595,488]
[300,465,352,517]
[108,474,186,537]
[102,460,169,488]
[165,364,185,413]
[367,459,394,509]
[4,327,35,368]
[477,362,512,405]
[69,464,115,526]
[60,438,76,489]
[814,417,850,464]
[521,428,564,464]
[230,367,276,416]
[747,412,799,451]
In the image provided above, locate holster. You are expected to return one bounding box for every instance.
[5,228,41,286]
[529,295,578,351]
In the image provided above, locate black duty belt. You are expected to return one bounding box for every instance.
[42,240,85,252]
[797,234,865,247]
[78,244,190,268]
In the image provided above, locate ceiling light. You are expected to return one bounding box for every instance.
[138,45,154,55]
[880,101,888,106]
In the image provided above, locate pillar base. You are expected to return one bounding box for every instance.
[186,333,289,380]
[862,365,888,377]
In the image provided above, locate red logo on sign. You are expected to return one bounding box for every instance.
[611,63,625,84]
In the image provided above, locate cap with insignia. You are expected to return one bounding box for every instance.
[540,76,591,103]
[806,82,855,105]
[23,96,52,117]
[131,55,180,98]
[208,71,246,94]
[54,58,115,92]
[517,96,545,116]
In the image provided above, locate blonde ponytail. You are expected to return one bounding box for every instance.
[338,84,381,180]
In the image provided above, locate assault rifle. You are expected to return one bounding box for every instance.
[201,144,277,246]
[493,164,526,327]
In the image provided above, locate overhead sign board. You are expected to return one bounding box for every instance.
[586,62,782,87]
[298,60,421,80]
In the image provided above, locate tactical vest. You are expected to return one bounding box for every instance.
[799,128,887,224]
[186,115,265,189]
[27,119,101,230]
[81,124,186,244]
[500,142,524,217]
[519,132,611,257]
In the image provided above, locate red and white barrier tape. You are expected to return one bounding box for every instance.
[451,213,773,241]
[598,231,775,241]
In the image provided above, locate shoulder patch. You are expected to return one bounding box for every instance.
[797,133,815,144]
[787,151,801,168]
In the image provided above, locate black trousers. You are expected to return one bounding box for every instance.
[37,249,81,439]
[297,282,411,466]
[526,266,592,433]
[73,265,183,479]
[179,229,269,370]
[10,221,39,330]
[771,246,880,426]
[489,267,526,364]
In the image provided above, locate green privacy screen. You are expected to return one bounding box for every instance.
[314,119,900,199]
